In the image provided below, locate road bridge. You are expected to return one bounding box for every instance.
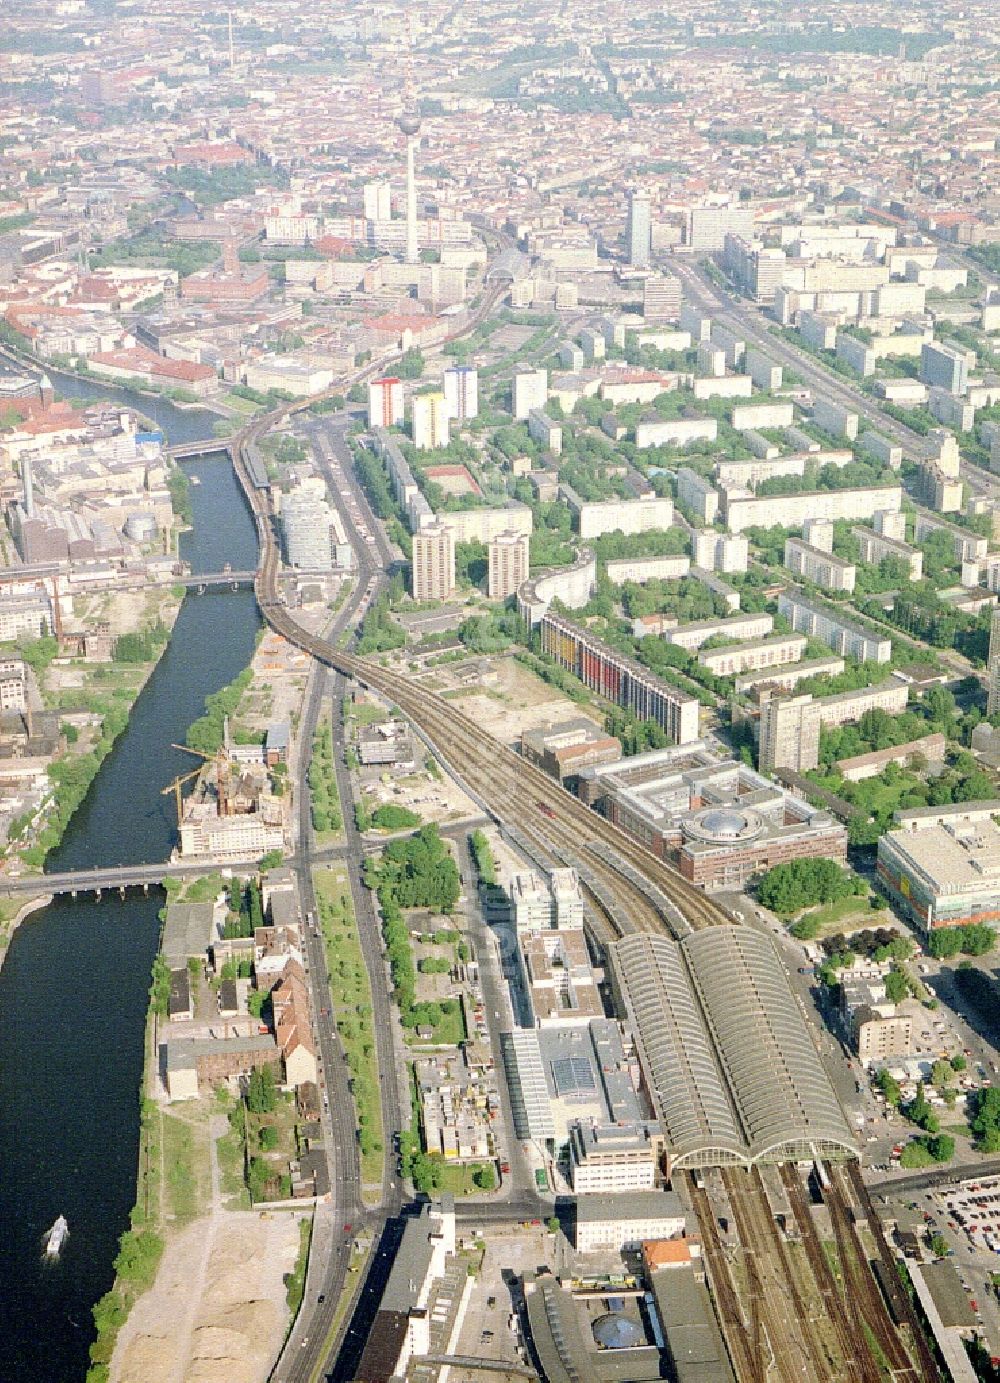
[167,439,233,461]
[168,569,258,590]
[0,856,264,897]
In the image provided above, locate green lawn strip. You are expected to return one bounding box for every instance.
[284,1215,313,1314]
[798,894,879,932]
[314,867,384,1189]
[161,1112,203,1222]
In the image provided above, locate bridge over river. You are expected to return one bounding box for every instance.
[1,841,353,898]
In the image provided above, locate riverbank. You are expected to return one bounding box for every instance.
[2,584,184,883]
[0,452,263,1382]
[0,892,52,972]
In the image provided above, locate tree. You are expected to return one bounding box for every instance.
[472,1163,496,1190]
[884,969,909,1005]
[900,1140,935,1169]
[757,858,856,914]
[398,348,425,379]
[929,1231,949,1258]
[905,1083,939,1134]
[928,1133,955,1163]
[931,1059,954,1089]
[247,1065,277,1114]
[877,1069,902,1106]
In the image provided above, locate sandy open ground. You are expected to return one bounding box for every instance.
[111,1209,302,1383]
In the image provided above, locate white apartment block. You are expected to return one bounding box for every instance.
[676,467,720,524]
[854,528,923,580]
[513,368,548,420]
[784,537,856,593]
[605,555,690,585]
[778,588,892,662]
[442,366,478,421]
[724,485,902,534]
[563,490,674,541]
[411,392,449,450]
[692,531,748,574]
[665,612,773,652]
[697,634,807,677]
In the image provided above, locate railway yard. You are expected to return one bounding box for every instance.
[228,420,946,1381]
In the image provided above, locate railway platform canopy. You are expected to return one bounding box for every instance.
[611,929,857,1170]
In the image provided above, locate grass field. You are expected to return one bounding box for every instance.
[161,1112,208,1223]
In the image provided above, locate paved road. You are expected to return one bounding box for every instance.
[272,413,406,1383]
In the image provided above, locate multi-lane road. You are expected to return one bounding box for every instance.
[271,415,405,1383]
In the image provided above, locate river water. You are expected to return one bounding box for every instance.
[0,390,261,1381]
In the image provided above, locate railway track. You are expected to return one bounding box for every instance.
[842,1162,946,1382]
[778,1165,880,1383]
[822,1165,922,1380]
[721,1167,840,1383]
[222,348,932,1383]
[688,1177,767,1383]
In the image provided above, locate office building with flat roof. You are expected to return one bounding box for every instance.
[878,803,1000,933]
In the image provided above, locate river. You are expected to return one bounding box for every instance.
[0,424,262,1380]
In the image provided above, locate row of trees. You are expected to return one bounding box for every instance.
[926,924,996,960]
[469,829,496,886]
[308,721,342,834]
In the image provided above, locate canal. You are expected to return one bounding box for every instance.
[0,389,262,1382]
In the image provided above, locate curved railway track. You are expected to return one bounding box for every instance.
[242,456,730,940]
[224,328,932,1383]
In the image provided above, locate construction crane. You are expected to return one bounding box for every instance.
[161,768,201,830]
[170,742,232,817]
